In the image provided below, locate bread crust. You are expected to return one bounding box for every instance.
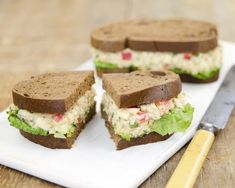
[102,70,182,108]
[97,67,220,83]
[101,105,170,150]
[12,71,95,113]
[20,103,96,149]
[179,72,219,83]
[91,19,218,53]
[96,67,129,78]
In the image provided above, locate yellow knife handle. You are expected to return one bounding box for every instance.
[166,129,215,188]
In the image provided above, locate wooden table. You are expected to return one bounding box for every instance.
[0,0,235,187]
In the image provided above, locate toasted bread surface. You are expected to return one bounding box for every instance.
[102,70,181,108]
[96,67,129,77]
[91,19,217,53]
[12,71,94,113]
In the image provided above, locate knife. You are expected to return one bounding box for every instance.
[166,65,235,188]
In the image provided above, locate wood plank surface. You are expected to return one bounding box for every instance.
[0,0,234,187]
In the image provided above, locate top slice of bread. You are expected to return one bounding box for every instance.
[91,19,217,53]
[102,70,181,108]
[12,71,94,113]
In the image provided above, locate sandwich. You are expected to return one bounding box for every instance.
[91,19,223,83]
[101,70,194,150]
[7,71,96,149]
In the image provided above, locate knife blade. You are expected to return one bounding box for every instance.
[166,65,235,188]
[200,65,235,130]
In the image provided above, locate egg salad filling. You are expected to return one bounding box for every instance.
[7,90,96,138]
[93,46,222,80]
[101,93,194,141]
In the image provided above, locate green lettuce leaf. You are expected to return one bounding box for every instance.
[7,108,76,137]
[8,115,49,136]
[172,67,220,80]
[150,104,194,136]
[95,60,138,71]
[118,132,131,141]
[116,104,194,141]
[95,60,119,69]
[66,123,76,137]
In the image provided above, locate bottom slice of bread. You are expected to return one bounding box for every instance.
[101,105,170,150]
[96,67,129,77]
[179,72,219,83]
[96,67,219,83]
[20,103,96,149]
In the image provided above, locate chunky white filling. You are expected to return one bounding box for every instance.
[15,90,95,138]
[93,46,223,74]
[101,93,186,138]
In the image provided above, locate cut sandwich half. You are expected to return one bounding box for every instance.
[7,71,96,149]
[101,70,194,150]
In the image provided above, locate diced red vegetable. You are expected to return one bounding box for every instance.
[155,100,173,114]
[137,111,149,124]
[53,113,64,122]
[183,53,192,60]
[121,51,132,60]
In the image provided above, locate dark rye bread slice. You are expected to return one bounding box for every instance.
[179,72,219,83]
[12,71,94,113]
[102,70,181,108]
[20,103,96,149]
[96,67,129,78]
[101,105,170,150]
[91,19,218,53]
[98,67,220,83]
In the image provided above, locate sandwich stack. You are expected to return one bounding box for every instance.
[91,19,222,83]
[101,70,194,150]
[7,71,96,149]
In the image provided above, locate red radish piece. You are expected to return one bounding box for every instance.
[121,51,132,60]
[137,111,149,124]
[155,100,172,114]
[183,53,192,60]
[53,113,64,122]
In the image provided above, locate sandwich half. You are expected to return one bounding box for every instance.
[7,71,96,149]
[91,19,223,83]
[101,70,194,150]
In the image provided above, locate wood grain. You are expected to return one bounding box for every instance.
[0,0,235,187]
